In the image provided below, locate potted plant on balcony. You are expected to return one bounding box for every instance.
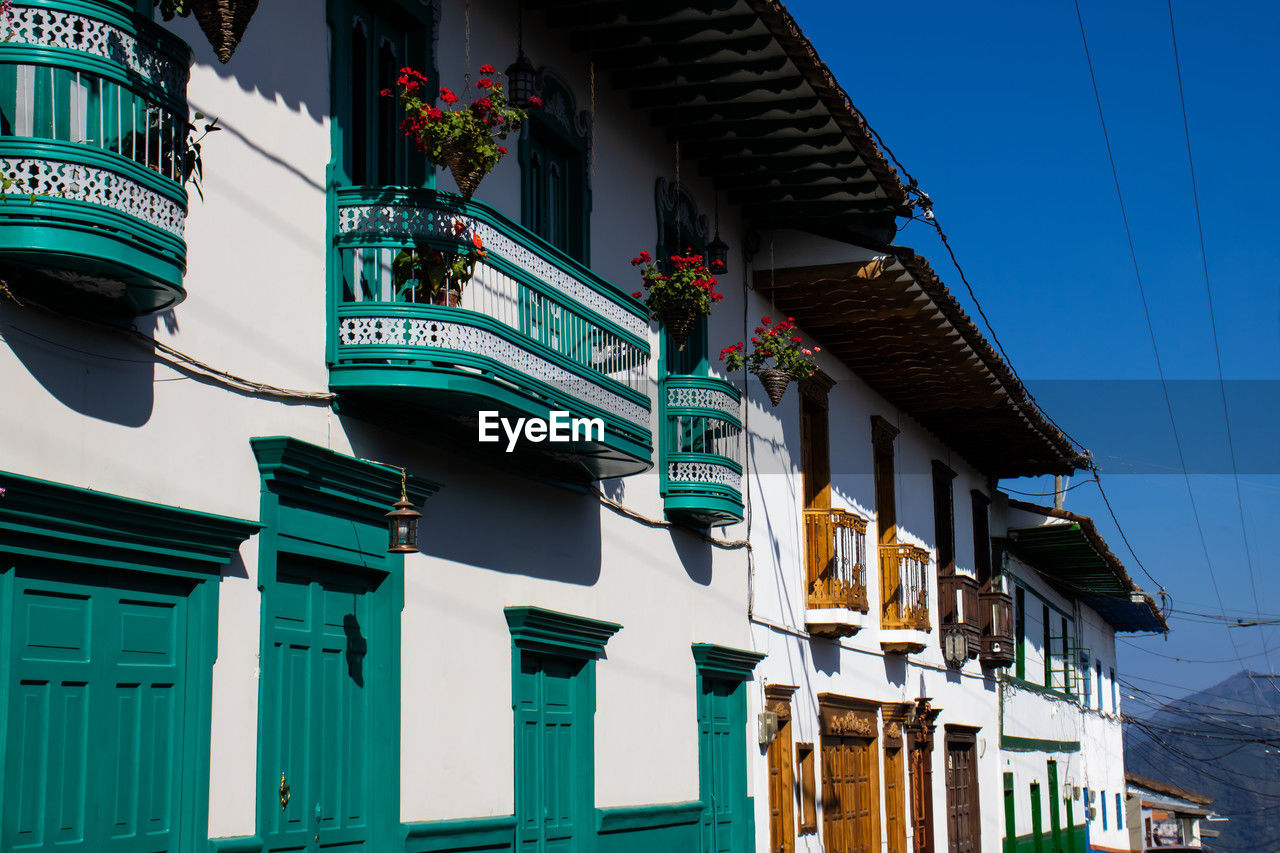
[392,221,488,306]
[720,316,820,406]
[629,250,724,351]
[386,66,532,200]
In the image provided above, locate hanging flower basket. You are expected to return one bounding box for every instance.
[756,368,793,407]
[629,250,723,350]
[661,305,699,351]
[387,66,533,200]
[443,146,485,201]
[721,316,820,408]
[191,0,260,63]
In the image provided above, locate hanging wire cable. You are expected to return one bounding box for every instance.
[1165,0,1274,686]
[1067,1,1273,696]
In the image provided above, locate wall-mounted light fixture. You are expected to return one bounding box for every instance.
[386,472,422,554]
[758,710,779,746]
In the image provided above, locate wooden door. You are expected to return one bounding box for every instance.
[699,678,738,853]
[262,559,381,853]
[766,699,795,853]
[821,735,880,853]
[885,744,908,853]
[3,565,193,853]
[516,652,584,853]
[945,736,980,853]
[1047,761,1062,853]
[909,732,934,853]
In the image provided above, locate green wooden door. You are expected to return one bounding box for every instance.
[3,565,193,853]
[261,559,382,853]
[1047,762,1061,853]
[698,677,739,853]
[515,652,584,853]
[1003,773,1016,853]
[1030,782,1043,853]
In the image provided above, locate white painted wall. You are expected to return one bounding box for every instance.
[0,0,756,839]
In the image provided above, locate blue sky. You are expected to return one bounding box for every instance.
[783,0,1280,699]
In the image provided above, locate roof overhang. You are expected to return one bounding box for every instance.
[529,0,910,242]
[755,252,1089,478]
[1008,501,1168,633]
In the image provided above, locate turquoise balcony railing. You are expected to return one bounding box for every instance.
[329,187,652,481]
[0,0,190,314]
[659,374,743,526]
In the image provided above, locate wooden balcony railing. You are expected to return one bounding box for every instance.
[939,574,981,653]
[979,588,1015,667]
[879,543,931,631]
[804,508,868,612]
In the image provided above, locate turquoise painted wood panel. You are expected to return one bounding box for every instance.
[515,652,585,853]
[698,677,741,853]
[261,558,380,853]
[2,564,192,853]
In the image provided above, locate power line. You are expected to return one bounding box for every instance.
[1165,0,1273,688]
[1070,0,1265,710]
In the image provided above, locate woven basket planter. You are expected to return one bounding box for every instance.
[757,368,793,407]
[444,148,485,200]
[190,0,260,64]
[432,287,463,307]
[660,306,699,352]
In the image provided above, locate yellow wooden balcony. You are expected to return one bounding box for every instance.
[879,543,931,652]
[803,508,868,638]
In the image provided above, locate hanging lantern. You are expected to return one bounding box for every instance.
[707,191,729,274]
[506,52,537,110]
[706,233,729,275]
[385,489,422,554]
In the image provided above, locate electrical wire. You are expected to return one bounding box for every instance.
[1165,0,1274,689]
[1070,0,1265,710]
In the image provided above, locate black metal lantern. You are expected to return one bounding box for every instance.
[706,233,729,275]
[706,191,728,274]
[506,51,537,110]
[385,488,422,554]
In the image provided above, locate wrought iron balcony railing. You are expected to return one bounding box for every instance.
[804,508,868,614]
[879,543,931,632]
[0,0,190,314]
[329,187,652,480]
[660,374,742,526]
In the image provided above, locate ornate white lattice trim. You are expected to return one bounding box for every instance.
[667,460,741,491]
[7,6,189,96]
[337,204,646,338]
[337,316,649,428]
[666,384,741,420]
[0,157,185,236]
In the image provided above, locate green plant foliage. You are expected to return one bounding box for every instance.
[721,316,820,379]
[388,65,527,188]
[629,250,723,318]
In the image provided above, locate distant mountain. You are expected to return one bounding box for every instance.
[1124,670,1280,852]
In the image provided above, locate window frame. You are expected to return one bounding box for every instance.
[519,70,592,263]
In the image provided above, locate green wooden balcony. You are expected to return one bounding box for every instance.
[329,187,652,481]
[659,374,743,526]
[0,0,190,315]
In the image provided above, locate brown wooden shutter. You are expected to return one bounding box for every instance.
[797,743,818,836]
[766,686,798,853]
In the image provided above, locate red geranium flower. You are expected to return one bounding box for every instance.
[528,96,543,107]
[440,87,459,104]
[479,64,496,74]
